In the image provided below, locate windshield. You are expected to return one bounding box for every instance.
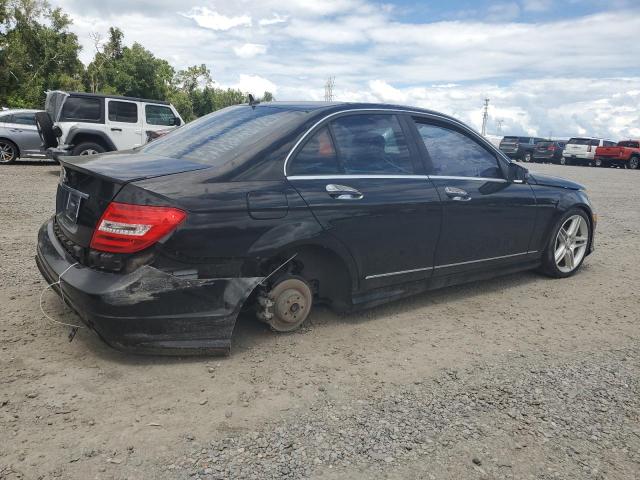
[618,141,639,148]
[141,105,306,166]
[501,136,519,143]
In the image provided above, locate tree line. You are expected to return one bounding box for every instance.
[0,0,274,121]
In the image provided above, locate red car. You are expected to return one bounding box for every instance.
[594,140,640,169]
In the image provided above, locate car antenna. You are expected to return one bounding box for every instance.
[248,94,260,108]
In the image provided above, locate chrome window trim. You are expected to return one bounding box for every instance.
[283,108,501,177]
[428,175,507,183]
[287,174,430,181]
[365,251,539,280]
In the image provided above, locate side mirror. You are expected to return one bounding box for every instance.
[508,162,529,183]
[173,117,182,126]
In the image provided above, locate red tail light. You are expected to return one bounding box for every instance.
[548,145,556,151]
[90,202,187,253]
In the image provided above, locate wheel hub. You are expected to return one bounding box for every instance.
[274,288,307,324]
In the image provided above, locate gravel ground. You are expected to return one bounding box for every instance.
[0,161,639,480]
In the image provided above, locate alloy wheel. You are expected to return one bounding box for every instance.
[554,215,589,274]
[0,142,16,163]
[630,157,639,170]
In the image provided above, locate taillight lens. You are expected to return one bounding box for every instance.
[90,202,187,253]
[548,145,555,151]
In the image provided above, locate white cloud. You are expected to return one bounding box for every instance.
[258,14,288,26]
[183,7,251,31]
[234,74,278,95]
[522,0,552,12]
[233,43,268,58]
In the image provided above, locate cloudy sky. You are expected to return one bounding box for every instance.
[54,0,640,139]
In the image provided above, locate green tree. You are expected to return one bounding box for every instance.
[0,0,84,107]
[261,91,274,102]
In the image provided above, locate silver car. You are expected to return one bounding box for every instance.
[0,109,46,163]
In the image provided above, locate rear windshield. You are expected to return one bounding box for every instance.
[501,136,520,142]
[536,141,552,147]
[141,105,306,165]
[618,141,639,148]
[567,138,593,145]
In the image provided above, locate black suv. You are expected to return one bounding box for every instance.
[499,136,546,162]
[36,102,596,355]
[532,140,567,164]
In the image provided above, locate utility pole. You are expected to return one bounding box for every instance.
[324,76,335,102]
[481,98,490,137]
[496,119,504,135]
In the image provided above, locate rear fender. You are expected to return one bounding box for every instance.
[66,127,116,151]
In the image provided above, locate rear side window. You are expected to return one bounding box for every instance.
[145,105,177,126]
[61,97,102,122]
[567,138,591,145]
[108,101,138,123]
[329,114,414,175]
[415,122,502,179]
[590,139,600,147]
[289,127,340,175]
[12,112,36,125]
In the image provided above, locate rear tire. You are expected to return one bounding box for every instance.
[560,156,568,165]
[0,139,18,164]
[629,156,639,170]
[539,209,591,279]
[523,152,532,163]
[594,157,602,167]
[72,142,106,156]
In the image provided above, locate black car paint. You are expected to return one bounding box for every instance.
[36,102,596,355]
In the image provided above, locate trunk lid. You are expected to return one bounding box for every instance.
[56,152,209,247]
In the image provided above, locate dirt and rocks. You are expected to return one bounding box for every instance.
[0,161,639,480]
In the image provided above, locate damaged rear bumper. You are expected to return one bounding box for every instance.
[35,218,261,355]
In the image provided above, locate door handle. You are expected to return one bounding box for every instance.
[325,184,363,200]
[110,128,122,132]
[444,186,471,202]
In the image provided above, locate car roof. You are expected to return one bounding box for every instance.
[63,91,171,105]
[250,101,463,123]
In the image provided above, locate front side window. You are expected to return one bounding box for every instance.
[61,97,102,122]
[0,115,12,123]
[289,127,340,175]
[12,113,36,126]
[108,101,138,123]
[145,105,177,126]
[329,114,414,175]
[415,122,502,178]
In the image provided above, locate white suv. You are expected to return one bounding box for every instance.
[38,91,183,157]
[562,137,615,166]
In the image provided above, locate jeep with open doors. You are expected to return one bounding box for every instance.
[36,91,183,159]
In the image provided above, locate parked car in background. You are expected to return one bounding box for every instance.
[0,109,46,164]
[594,140,640,169]
[36,91,183,159]
[562,137,615,166]
[532,140,567,164]
[499,136,546,162]
[36,101,596,355]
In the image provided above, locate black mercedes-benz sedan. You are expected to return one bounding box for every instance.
[36,101,596,355]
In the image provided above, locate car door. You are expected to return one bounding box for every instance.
[106,99,143,149]
[286,112,442,287]
[411,117,538,276]
[7,112,43,155]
